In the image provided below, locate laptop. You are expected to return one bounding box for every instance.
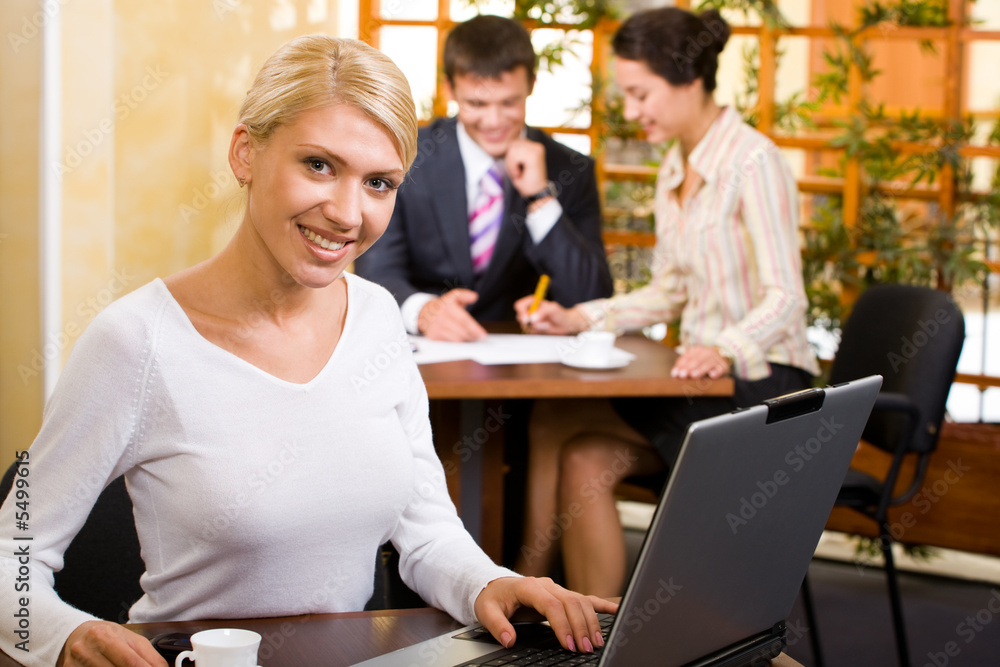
[356,375,882,667]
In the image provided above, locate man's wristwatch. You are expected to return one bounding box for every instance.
[524,181,558,206]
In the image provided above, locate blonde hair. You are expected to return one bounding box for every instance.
[238,35,417,170]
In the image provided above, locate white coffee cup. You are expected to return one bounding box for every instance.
[175,628,261,667]
[573,330,617,366]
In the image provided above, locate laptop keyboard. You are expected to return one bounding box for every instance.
[454,614,614,666]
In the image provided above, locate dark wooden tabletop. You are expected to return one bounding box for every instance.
[0,608,804,666]
[0,609,462,667]
[418,332,734,400]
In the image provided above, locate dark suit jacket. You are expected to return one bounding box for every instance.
[355,117,613,323]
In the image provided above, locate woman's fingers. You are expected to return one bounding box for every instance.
[474,576,619,654]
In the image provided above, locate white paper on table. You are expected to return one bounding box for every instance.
[469,334,577,364]
[407,336,478,364]
[409,334,636,366]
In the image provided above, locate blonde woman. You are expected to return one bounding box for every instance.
[0,36,614,667]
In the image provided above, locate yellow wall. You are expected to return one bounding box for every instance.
[0,0,44,470]
[0,1,346,468]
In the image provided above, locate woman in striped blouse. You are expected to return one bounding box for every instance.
[512,6,820,598]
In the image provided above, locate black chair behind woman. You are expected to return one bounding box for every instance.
[0,462,144,622]
[803,283,965,667]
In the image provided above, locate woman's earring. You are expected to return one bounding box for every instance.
[238,177,247,188]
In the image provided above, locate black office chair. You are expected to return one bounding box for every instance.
[365,542,427,611]
[0,462,145,622]
[802,283,965,667]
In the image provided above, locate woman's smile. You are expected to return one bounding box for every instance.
[298,223,349,252]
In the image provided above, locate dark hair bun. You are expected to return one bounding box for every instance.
[612,6,729,92]
[697,9,731,53]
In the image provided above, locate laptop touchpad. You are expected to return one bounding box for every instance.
[453,622,555,645]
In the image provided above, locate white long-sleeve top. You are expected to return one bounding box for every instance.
[0,273,513,666]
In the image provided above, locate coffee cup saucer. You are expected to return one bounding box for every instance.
[559,348,631,370]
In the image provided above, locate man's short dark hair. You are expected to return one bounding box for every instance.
[443,15,536,87]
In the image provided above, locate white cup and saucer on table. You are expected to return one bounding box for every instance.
[174,628,262,667]
[558,331,632,370]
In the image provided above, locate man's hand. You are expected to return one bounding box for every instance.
[514,296,590,335]
[671,345,732,379]
[505,138,548,199]
[60,620,167,667]
[418,289,488,341]
[474,576,617,654]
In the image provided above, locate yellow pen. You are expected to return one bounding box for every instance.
[525,274,550,331]
[529,274,550,314]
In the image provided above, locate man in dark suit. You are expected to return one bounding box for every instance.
[355,15,612,341]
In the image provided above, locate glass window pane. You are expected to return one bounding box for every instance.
[700,1,808,26]
[779,0,811,24]
[780,147,805,180]
[775,36,810,102]
[947,385,1000,423]
[969,0,1000,30]
[603,180,655,233]
[527,29,592,129]
[379,26,439,122]
[968,157,998,192]
[950,305,1000,422]
[713,6,758,27]
[605,244,655,295]
[449,1,515,23]
[516,0,600,25]
[551,132,590,156]
[716,34,757,110]
[774,36,812,134]
[602,137,661,167]
[380,0,437,21]
[968,42,1000,114]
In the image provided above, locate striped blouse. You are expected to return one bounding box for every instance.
[580,106,819,381]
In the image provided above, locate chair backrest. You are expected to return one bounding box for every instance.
[365,542,427,611]
[828,283,965,455]
[0,461,145,622]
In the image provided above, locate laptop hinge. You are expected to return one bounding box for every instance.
[764,388,825,423]
[683,622,787,667]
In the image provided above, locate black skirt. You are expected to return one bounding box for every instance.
[611,363,815,467]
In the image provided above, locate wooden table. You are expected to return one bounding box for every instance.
[418,333,733,400]
[0,608,802,666]
[417,332,734,560]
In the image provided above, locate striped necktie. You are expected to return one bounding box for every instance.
[469,162,504,275]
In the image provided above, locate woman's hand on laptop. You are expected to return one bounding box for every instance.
[474,576,618,653]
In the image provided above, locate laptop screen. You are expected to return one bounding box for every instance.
[354,376,881,667]
[601,376,880,666]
